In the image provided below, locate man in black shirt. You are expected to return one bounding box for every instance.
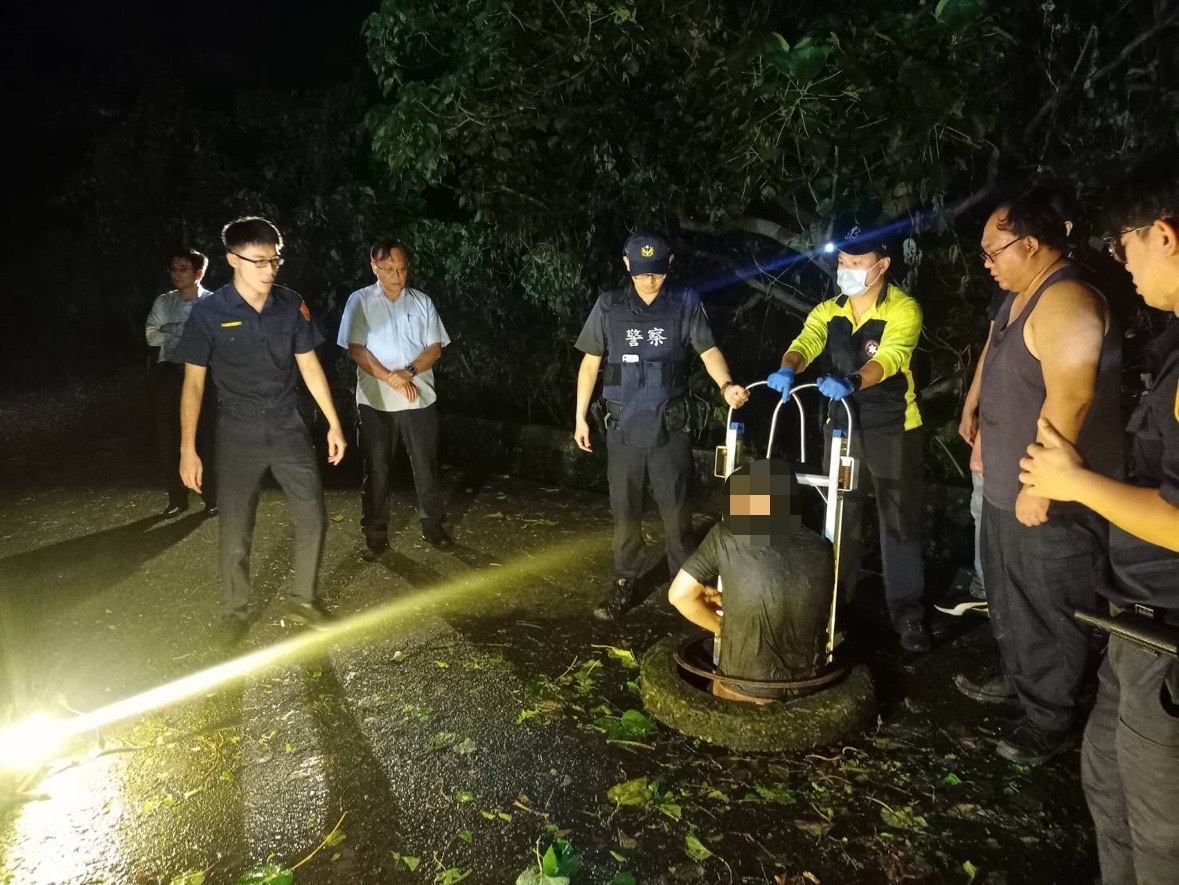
[573,232,749,621]
[176,217,346,645]
[1020,148,1179,883]
[668,460,832,701]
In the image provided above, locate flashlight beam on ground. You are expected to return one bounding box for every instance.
[0,532,606,772]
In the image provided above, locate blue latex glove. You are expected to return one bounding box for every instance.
[817,375,856,400]
[766,367,795,399]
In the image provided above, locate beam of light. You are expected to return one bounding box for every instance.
[0,530,607,773]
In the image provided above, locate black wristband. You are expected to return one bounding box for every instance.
[848,373,863,392]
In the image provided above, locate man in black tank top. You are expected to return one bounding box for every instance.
[1019,150,1179,884]
[970,191,1123,766]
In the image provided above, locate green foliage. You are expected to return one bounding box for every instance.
[236,865,294,885]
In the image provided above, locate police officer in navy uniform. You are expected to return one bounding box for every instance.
[1020,148,1179,883]
[574,232,749,620]
[175,216,347,646]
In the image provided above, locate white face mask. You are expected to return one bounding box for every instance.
[836,262,881,296]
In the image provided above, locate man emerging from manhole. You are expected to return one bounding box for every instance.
[667,459,833,703]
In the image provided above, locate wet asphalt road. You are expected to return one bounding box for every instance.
[0,379,1098,884]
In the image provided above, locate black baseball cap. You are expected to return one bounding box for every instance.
[623,231,672,275]
[837,224,890,256]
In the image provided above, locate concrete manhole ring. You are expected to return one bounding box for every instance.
[639,631,876,752]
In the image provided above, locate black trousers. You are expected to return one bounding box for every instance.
[357,403,445,546]
[215,407,326,616]
[1082,634,1179,885]
[981,501,1106,732]
[606,426,694,579]
[829,428,925,626]
[153,362,216,507]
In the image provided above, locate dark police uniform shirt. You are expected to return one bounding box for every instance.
[785,283,923,433]
[174,284,323,413]
[1107,318,1179,610]
[575,286,716,362]
[682,523,832,694]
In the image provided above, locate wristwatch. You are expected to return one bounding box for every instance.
[405,363,418,377]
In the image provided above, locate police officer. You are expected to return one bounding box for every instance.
[574,232,749,621]
[1020,148,1179,883]
[175,216,346,646]
[767,224,929,651]
[145,247,215,517]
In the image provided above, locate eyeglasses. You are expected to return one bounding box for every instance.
[1103,224,1153,264]
[979,238,1024,264]
[230,252,284,270]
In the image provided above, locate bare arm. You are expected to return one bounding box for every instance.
[1017,282,1108,525]
[699,347,750,409]
[1029,282,1107,442]
[295,350,347,465]
[667,570,721,635]
[179,364,207,492]
[1020,418,1179,552]
[573,352,603,452]
[959,323,995,444]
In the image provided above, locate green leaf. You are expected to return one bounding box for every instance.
[656,802,682,822]
[596,709,656,741]
[542,845,559,877]
[934,0,988,30]
[456,791,476,803]
[604,646,639,669]
[236,866,294,885]
[784,37,833,84]
[607,776,651,807]
[609,875,637,885]
[459,830,473,843]
[685,830,713,862]
[436,869,471,885]
[754,785,797,806]
[963,859,980,881]
[170,872,206,885]
[401,855,420,871]
[609,850,626,862]
[944,773,962,786]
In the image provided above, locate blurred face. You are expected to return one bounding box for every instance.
[169,258,201,291]
[728,492,771,516]
[1119,220,1179,314]
[372,248,409,299]
[980,210,1038,293]
[227,243,281,296]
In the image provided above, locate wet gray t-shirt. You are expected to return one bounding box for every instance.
[682,524,833,696]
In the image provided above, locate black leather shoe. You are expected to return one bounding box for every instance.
[898,618,932,652]
[216,616,249,649]
[162,501,189,518]
[420,527,454,550]
[954,671,1018,704]
[997,720,1075,766]
[593,578,636,621]
[282,600,333,631]
[203,504,219,517]
[361,542,388,562]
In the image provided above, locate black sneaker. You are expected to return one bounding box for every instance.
[420,527,454,549]
[954,671,1018,703]
[361,541,388,562]
[162,501,189,518]
[203,503,219,517]
[935,568,987,616]
[216,616,249,649]
[996,720,1075,766]
[593,578,636,621]
[282,600,334,631]
[898,617,932,652]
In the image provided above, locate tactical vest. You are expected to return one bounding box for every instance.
[601,287,689,447]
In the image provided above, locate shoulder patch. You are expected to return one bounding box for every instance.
[299,300,311,321]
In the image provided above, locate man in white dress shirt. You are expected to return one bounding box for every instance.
[145,247,216,517]
[338,239,453,556]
